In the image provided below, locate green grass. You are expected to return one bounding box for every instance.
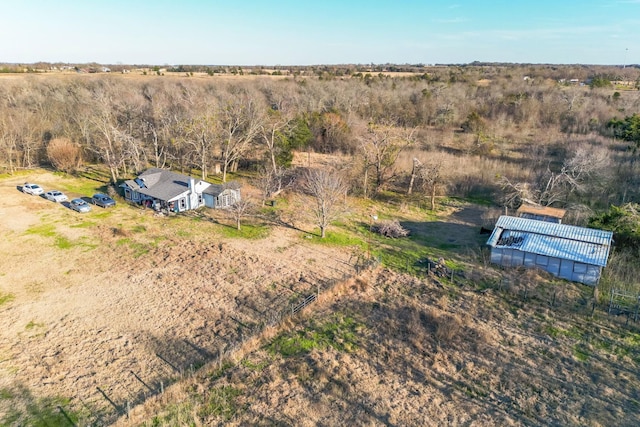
[268,315,362,357]
[308,230,365,247]
[143,401,196,427]
[70,220,96,228]
[116,235,165,258]
[25,320,44,330]
[25,223,91,250]
[25,224,57,238]
[0,292,15,306]
[573,344,590,361]
[0,391,80,427]
[54,235,73,249]
[52,171,108,195]
[240,358,269,371]
[216,223,270,239]
[196,386,243,421]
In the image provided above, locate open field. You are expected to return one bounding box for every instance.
[0,170,364,424]
[125,266,640,427]
[2,169,640,426]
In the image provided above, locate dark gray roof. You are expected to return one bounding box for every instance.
[203,181,241,196]
[123,168,194,201]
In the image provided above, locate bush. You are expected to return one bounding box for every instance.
[46,137,82,173]
[589,203,640,250]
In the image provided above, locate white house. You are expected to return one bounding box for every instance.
[121,168,241,212]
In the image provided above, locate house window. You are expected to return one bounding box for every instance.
[125,189,131,200]
[198,194,203,205]
[180,198,186,210]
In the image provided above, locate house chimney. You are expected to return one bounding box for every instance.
[189,177,195,193]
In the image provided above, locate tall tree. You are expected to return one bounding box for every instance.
[219,91,264,182]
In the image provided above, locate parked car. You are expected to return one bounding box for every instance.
[69,198,91,213]
[44,190,68,203]
[91,193,116,208]
[22,183,44,196]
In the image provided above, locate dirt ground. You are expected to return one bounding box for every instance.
[0,171,356,423]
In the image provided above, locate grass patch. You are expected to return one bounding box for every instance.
[216,223,270,239]
[142,402,195,427]
[196,386,243,421]
[0,292,15,306]
[268,315,362,357]
[573,344,590,361]
[54,235,73,249]
[70,221,96,228]
[25,224,57,238]
[25,320,45,330]
[207,361,235,381]
[0,392,80,427]
[25,223,87,250]
[91,210,113,219]
[116,238,153,257]
[53,172,107,195]
[308,230,364,247]
[240,358,269,371]
[132,224,147,233]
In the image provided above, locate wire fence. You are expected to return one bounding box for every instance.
[57,247,369,426]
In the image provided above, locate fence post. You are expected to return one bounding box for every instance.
[608,289,614,315]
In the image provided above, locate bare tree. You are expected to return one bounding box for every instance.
[259,109,293,173]
[227,198,255,231]
[178,107,219,180]
[357,120,415,197]
[417,156,445,211]
[303,168,349,238]
[255,165,294,206]
[500,146,612,208]
[219,91,264,182]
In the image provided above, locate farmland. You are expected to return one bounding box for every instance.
[0,170,360,425]
[1,169,639,426]
[0,63,640,425]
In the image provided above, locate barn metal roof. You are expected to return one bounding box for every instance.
[487,216,613,267]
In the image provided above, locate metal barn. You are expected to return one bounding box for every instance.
[487,216,613,286]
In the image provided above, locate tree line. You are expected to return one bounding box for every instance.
[1,64,639,213]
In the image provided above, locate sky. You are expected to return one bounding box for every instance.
[1,0,639,65]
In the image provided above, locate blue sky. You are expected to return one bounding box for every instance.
[1,0,638,65]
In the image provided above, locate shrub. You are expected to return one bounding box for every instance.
[46,137,82,173]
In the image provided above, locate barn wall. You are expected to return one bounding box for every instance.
[559,259,574,280]
[490,249,600,286]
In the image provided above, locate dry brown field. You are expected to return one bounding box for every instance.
[0,170,356,424]
[1,169,639,426]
